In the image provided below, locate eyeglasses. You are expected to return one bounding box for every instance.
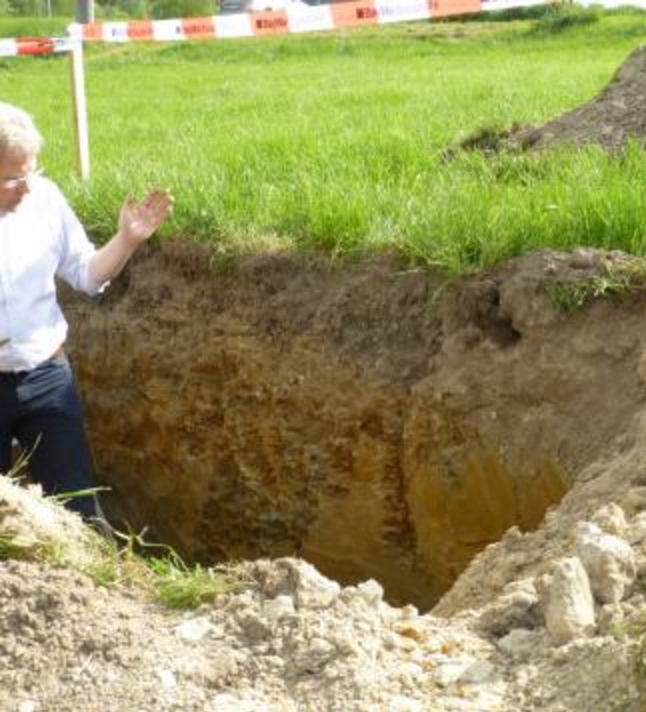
[0,167,44,190]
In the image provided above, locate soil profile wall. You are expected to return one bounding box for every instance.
[61,242,644,609]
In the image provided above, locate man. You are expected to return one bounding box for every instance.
[0,102,172,519]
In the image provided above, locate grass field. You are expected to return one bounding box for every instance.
[1,8,646,272]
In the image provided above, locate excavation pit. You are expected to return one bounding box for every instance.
[63,242,646,610]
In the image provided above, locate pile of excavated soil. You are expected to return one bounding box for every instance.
[461,46,646,153]
[0,470,645,711]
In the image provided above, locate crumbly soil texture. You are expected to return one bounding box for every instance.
[3,238,646,710]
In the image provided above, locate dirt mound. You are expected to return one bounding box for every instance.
[512,45,646,151]
[0,466,644,711]
[458,46,646,153]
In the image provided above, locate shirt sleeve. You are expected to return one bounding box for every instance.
[52,184,108,296]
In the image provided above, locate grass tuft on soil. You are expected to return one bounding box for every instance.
[546,255,646,312]
[0,462,242,610]
[0,521,243,609]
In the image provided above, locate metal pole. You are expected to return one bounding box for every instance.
[76,0,94,24]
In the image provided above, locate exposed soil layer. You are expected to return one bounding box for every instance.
[61,242,646,610]
[4,244,646,711]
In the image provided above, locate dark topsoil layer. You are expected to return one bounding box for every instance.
[459,45,646,154]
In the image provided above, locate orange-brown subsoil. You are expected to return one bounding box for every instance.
[62,243,646,609]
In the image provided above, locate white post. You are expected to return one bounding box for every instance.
[69,39,90,181]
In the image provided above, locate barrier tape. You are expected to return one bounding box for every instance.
[67,0,486,42]
[1,0,643,50]
[0,36,76,57]
[75,0,615,43]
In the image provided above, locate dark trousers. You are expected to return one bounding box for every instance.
[0,353,97,518]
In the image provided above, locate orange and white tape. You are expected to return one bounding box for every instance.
[67,0,485,43]
[4,0,639,52]
[72,0,644,44]
[0,36,76,57]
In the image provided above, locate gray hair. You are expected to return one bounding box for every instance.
[0,102,43,158]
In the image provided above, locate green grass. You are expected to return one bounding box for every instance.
[82,532,243,609]
[0,514,242,609]
[0,532,67,563]
[2,9,646,272]
[0,458,240,608]
[147,552,241,609]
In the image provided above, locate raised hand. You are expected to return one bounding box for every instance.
[118,190,173,246]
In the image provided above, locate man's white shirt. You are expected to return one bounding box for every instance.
[0,176,105,372]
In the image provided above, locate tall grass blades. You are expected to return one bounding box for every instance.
[1,11,646,272]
